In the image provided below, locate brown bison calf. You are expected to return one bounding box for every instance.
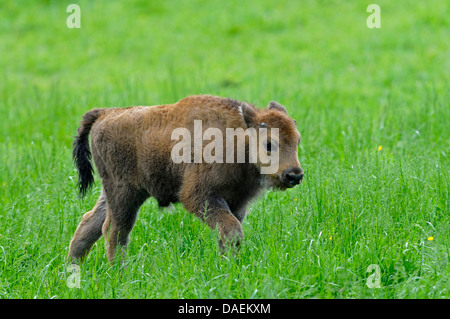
[68,95,303,263]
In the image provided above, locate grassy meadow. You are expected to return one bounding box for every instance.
[0,0,449,299]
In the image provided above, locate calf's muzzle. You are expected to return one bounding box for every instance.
[281,167,304,187]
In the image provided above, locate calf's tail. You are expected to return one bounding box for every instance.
[73,108,104,197]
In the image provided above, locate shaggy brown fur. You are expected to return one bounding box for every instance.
[68,95,303,263]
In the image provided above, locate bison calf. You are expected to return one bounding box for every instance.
[68,95,303,263]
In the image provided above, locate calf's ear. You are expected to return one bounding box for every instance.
[240,103,258,128]
[268,101,287,113]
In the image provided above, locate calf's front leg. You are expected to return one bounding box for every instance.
[182,192,243,251]
[206,205,244,251]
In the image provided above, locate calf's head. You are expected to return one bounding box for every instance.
[245,101,304,190]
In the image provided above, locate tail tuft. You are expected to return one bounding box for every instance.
[72,109,103,197]
[73,135,94,197]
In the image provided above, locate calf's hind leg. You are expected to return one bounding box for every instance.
[101,184,147,263]
[68,189,107,262]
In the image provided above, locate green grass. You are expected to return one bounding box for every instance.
[0,0,449,298]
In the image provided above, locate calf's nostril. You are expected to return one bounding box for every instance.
[286,173,303,185]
